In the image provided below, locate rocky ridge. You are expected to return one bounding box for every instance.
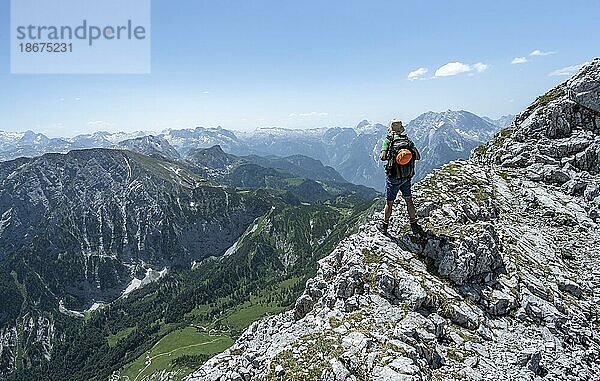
[187,59,600,380]
[0,148,274,310]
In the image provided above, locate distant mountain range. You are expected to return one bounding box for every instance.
[0,111,514,190]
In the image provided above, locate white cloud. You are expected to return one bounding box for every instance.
[407,67,428,80]
[548,62,589,77]
[435,62,471,77]
[288,112,329,118]
[530,49,555,56]
[434,61,488,77]
[473,62,488,72]
[511,57,528,64]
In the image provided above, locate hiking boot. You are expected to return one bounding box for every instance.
[377,221,389,235]
[410,220,425,236]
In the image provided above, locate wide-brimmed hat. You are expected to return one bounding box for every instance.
[389,119,405,134]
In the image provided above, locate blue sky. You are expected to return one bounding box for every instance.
[0,0,598,137]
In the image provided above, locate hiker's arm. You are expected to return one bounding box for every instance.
[380,137,389,161]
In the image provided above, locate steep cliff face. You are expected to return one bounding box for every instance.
[188,59,600,380]
[0,149,276,307]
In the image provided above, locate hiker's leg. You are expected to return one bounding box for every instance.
[399,179,416,221]
[405,195,425,235]
[383,177,401,225]
[384,200,394,224]
[404,196,417,221]
[399,179,425,235]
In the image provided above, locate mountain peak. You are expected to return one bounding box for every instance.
[204,144,225,153]
[482,115,516,129]
[353,120,386,135]
[355,119,371,129]
[405,110,500,181]
[117,134,181,159]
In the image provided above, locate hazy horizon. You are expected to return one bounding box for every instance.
[0,109,517,139]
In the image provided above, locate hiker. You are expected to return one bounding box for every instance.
[378,119,425,236]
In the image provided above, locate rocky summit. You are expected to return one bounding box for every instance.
[187,59,600,380]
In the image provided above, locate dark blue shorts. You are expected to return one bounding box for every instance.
[386,177,412,201]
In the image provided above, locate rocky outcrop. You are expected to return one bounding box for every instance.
[115,135,181,159]
[478,59,600,208]
[188,59,600,380]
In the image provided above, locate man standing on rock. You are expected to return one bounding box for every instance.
[378,119,425,236]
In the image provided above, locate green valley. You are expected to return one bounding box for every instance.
[0,146,378,381]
